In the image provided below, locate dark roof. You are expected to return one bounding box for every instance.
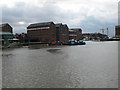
[63,24,67,26]
[55,23,63,27]
[70,28,82,32]
[70,28,82,30]
[27,22,54,28]
[63,24,69,28]
[83,33,105,35]
[0,23,11,28]
[55,23,69,27]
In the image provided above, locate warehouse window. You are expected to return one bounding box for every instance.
[27,27,50,31]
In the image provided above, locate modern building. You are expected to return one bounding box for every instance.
[69,28,83,40]
[0,23,13,45]
[27,22,57,42]
[55,23,69,42]
[115,25,120,38]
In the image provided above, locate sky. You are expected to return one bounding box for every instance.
[0,0,119,37]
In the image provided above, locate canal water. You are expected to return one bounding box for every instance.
[2,41,118,88]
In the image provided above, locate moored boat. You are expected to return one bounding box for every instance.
[48,41,62,46]
[49,40,86,46]
[62,40,86,45]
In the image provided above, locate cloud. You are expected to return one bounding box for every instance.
[1,0,118,36]
[80,16,116,36]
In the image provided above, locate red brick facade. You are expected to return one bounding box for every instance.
[27,22,83,43]
[27,22,56,42]
[69,28,83,40]
[56,24,69,42]
[115,25,120,37]
[0,23,13,33]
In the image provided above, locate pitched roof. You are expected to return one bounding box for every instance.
[0,23,10,27]
[70,28,82,30]
[63,24,69,28]
[55,23,62,27]
[27,22,54,28]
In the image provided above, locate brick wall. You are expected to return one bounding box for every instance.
[1,24,13,33]
[56,24,69,42]
[27,24,56,42]
[115,26,120,37]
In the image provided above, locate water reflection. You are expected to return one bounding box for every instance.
[47,49,62,54]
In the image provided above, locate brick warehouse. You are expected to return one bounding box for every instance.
[0,23,13,33]
[55,23,69,42]
[27,22,70,43]
[115,25,120,38]
[69,28,83,40]
[27,22,57,42]
[0,23,14,45]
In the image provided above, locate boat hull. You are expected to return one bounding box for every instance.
[62,42,86,45]
[49,42,86,46]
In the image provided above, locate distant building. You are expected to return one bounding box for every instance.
[69,28,83,40]
[55,23,69,42]
[15,33,28,43]
[82,33,91,40]
[27,21,70,43]
[27,22,57,42]
[115,25,120,38]
[0,23,13,45]
[0,23,13,33]
[83,33,108,40]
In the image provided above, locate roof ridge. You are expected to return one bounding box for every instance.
[27,21,54,28]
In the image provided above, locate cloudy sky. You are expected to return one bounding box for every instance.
[0,0,119,36]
